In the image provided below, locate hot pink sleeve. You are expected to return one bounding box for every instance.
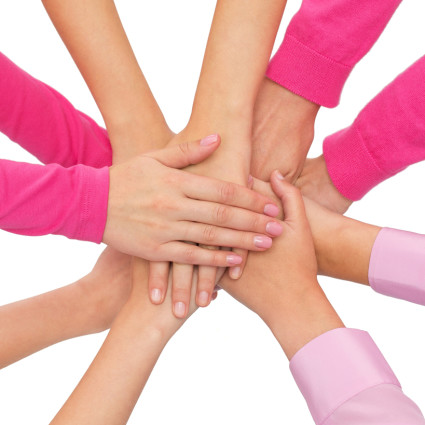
[0,159,109,243]
[323,56,425,201]
[290,328,424,425]
[266,0,402,107]
[0,51,112,168]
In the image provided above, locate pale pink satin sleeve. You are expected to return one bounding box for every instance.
[266,0,402,107]
[369,228,425,306]
[290,328,424,425]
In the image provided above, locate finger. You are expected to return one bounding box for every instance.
[196,254,218,308]
[145,134,221,168]
[181,223,273,251]
[148,261,170,304]
[183,177,279,217]
[270,170,306,223]
[162,242,243,267]
[171,262,194,319]
[183,200,283,236]
[228,248,248,280]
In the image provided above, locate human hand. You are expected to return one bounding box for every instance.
[295,155,352,214]
[104,135,280,263]
[251,79,319,183]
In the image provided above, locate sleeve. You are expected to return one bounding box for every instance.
[369,228,425,306]
[266,0,403,107]
[0,51,112,168]
[290,328,425,425]
[322,55,425,201]
[0,159,109,243]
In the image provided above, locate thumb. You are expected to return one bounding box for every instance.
[270,170,306,223]
[145,134,221,168]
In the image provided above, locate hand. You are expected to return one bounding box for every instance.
[295,155,352,214]
[104,135,280,264]
[251,79,319,183]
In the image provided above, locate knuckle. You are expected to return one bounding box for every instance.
[202,225,217,243]
[182,247,196,263]
[177,142,190,156]
[214,205,230,225]
[250,214,262,231]
[219,182,236,204]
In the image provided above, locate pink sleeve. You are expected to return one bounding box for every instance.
[323,56,425,201]
[0,159,109,243]
[369,228,425,306]
[0,51,112,168]
[290,328,424,425]
[266,0,402,107]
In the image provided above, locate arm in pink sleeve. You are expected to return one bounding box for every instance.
[369,228,425,306]
[0,159,109,243]
[323,55,425,201]
[266,0,402,107]
[0,51,112,168]
[290,328,424,425]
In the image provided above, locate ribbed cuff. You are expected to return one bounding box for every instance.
[290,328,400,425]
[323,124,393,201]
[74,165,109,244]
[369,228,425,306]
[266,34,352,108]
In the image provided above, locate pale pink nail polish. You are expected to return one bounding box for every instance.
[254,236,273,249]
[230,266,241,279]
[200,134,219,146]
[151,289,162,303]
[275,170,285,180]
[174,302,186,318]
[264,203,279,217]
[198,291,210,306]
[227,255,243,265]
[266,221,283,236]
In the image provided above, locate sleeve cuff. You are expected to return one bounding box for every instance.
[369,228,425,306]
[266,34,352,108]
[290,328,400,425]
[323,124,394,201]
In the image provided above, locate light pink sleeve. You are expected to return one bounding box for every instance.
[0,160,108,243]
[290,328,424,425]
[266,0,402,107]
[369,228,425,306]
[323,56,425,201]
[0,51,112,168]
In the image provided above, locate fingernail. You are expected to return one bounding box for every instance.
[264,203,279,217]
[275,170,285,180]
[266,221,283,236]
[227,255,243,265]
[174,302,186,318]
[198,291,210,307]
[230,266,241,279]
[200,134,219,146]
[151,289,162,303]
[254,236,273,249]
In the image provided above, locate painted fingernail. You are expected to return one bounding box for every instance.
[174,302,186,318]
[230,266,241,279]
[198,291,210,307]
[266,221,283,236]
[254,236,273,249]
[227,254,243,265]
[275,170,285,180]
[151,289,162,304]
[264,203,279,217]
[200,134,219,146]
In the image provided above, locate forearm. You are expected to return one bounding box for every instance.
[42,0,171,161]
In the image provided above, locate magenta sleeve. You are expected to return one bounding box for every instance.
[323,55,425,201]
[0,160,109,243]
[290,328,424,425]
[266,0,402,107]
[0,51,112,168]
[369,228,425,306]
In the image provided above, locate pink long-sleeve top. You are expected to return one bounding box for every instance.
[266,0,402,107]
[291,328,425,425]
[0,52,112,242]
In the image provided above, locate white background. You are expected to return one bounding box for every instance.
[1,0,425,424]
